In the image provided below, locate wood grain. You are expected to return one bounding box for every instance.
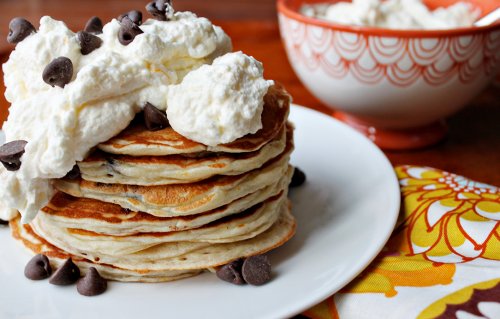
[0,0,498,185]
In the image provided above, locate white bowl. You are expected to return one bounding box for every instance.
[278,0,500,149]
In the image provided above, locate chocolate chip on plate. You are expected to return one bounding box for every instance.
[63,164,81,179]
[77,267,107,296]
[146,0,174,21]
[0,140,28,171]
[118,10,143,26]
[289,167,306,187]
[77,31,102,55]
[144,102,169,131]
[7,17,36,44]
[49,258,80,285]
[216,259,245,285]
[24,254,52,280]
[241,254,272,286]
[118,16,143,46]
[42,57,73,88]
[84,16,103,34]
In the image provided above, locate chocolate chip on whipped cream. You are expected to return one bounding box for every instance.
[42,57,73,88]
[144,102,169,131]
[216,259,245,285]
[49,258,80,285]
[7,18,36,44]
[77,31,103,55]
[84,16,103,34]
[118,10,143,26]
[0,140,27,171]
[118,16,143,45]
[146,0,174,21]
[24,254,52,280]
[77,267,108,296]
[242,254,272,286]
[0,219,8,225]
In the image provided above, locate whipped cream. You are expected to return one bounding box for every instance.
[167,52,273,146]
[1,12,234,223]
[301,0,480,29]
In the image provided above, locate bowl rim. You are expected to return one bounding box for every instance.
[277,0,500,38]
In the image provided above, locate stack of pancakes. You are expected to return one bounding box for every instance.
[10,84,297,282]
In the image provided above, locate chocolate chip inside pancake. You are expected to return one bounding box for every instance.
[242,254,271,285]
[216,259,245,285]
[49,258,80,285]
[0,140,27,171]
[77,31,103,55]
[7,17,36,44]
[42,57,73,88]
[84,16,103,34]
[290,167,306,187]
[63,165,81,179]
[24,254,52,280]
[118,16,143,46]
[77,267,107,296]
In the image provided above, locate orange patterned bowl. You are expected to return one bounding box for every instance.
[277,0,500,149]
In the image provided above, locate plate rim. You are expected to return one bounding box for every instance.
[277,104,401,318]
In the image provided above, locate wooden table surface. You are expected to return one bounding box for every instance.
[0,0,498,185]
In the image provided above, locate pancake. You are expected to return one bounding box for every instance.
[32,192,287,256]
[10,216,201,282]
[78,125,287,186]
[11,203,296,278]
[39,169,292,236]
[97,83,291,156]
[54,141,294,217]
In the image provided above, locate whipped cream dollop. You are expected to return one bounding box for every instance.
[301,0,480,29]
[1,11,248,223]
[167,52,273,146]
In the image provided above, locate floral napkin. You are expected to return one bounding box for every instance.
[303,165,500,319]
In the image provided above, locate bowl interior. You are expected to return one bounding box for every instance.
[282,0,499,19]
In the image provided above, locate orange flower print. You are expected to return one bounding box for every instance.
[396,166,499,263]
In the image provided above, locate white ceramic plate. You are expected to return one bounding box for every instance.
[0,105,400,319]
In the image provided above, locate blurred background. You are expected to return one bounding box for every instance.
[0,0,277,41]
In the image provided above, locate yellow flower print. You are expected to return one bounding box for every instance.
[396,166,499,263]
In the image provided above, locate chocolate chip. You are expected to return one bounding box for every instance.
[146,0,174,21]
[0,140,27,171]
[0,219,8,225]
[118,16,143,46]
[24,254,52,280]
[7,17,36,44]
[289,167,306,187]
[118,10,143,26]
[216,259,245,285]
[49,258,80,285]
[42,57,73,88]
[144,102,169,131]
[77,267,107,296]
[84,16,103,34]
[77,31,102,55]
[63,164,80,179]
[242,254,272,286]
